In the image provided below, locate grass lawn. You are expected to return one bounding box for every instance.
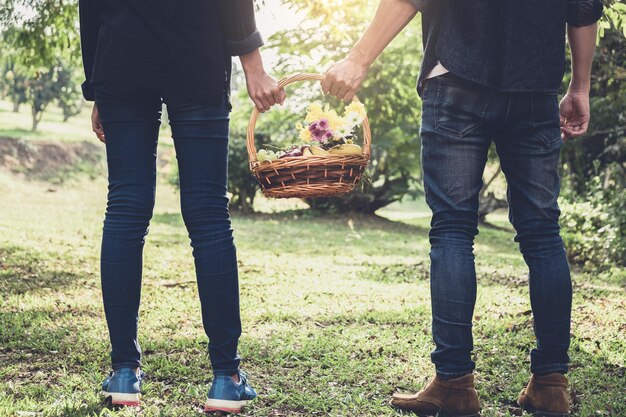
[0,100,173,143]
[0,168,624,417]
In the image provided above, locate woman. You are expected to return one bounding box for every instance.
[79,0,284,412]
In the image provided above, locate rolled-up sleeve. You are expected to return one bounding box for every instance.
[217,0,264,56]
[567,0,604,27]
[403,0,434,12]
[79,0,100,101]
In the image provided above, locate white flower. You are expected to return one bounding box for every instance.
[346,111,363,128]
[335,123,352,138]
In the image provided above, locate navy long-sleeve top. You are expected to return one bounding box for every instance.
[406,0,603,93]
[79,0,263,103]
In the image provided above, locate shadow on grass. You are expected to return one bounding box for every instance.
[0,244,95,295]
[152,212,184,227]
[154,208,430,234]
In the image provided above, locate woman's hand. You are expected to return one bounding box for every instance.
[91,104,105,143]
[322,57,369,102]
[240,49,286,113]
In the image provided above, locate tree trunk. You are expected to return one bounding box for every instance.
[12,101,20,113]
[478,164,508,223]
[32,107,42,131]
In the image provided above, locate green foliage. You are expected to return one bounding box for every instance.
[0,62,28,112]
[560,169,626,273]
[228,133,269,212]
[55,65,84,121]
[600,0,626,39]
[561,25,626,197]
[0,0,80,71]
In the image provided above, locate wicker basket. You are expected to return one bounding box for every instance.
[247,73,371,199]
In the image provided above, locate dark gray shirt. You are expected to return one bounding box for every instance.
[79,0,263,103]
[407,0,603,94]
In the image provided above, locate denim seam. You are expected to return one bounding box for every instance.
[530,93,562,148]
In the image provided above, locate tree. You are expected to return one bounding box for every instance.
[1,1,83,128]
[55,62,84,122]
[0,63,28,112]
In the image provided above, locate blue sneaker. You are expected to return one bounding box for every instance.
[101,368,144,407]
[205,370,257,413]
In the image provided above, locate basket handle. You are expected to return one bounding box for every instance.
[246,73,372,166]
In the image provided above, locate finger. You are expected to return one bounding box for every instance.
[251,96,264,113]
[329,80,345,99]
[561,127,575,140]
[568,127,587,138]
[255,94,270,113]
[271,87,282,107]
[259,93,272,112]
[335,82,351,101]
[279,88,287,105]
[559,114,566,127]
[321,71,334,95]
[341,84,357,102]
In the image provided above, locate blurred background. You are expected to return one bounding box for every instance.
[0,1,623,273]
[0,1,624,416]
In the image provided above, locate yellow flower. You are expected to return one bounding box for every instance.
[305,102,324,123]
[325,109,346,132]
[300,128,312,142]
[296,122,303,130]
[345,101,367,120]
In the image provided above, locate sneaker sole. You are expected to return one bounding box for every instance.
[204,399,251,413]
[102,391,141,407]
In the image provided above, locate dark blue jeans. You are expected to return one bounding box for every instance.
[95,85,241,376]
[420,73,572,379]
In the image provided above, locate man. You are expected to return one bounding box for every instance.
[323,0,602,415]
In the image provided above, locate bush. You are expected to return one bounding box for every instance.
[560,171,626,272]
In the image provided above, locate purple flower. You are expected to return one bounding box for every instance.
[318,119,329,129]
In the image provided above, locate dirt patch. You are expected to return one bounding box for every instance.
[0,136,105,182]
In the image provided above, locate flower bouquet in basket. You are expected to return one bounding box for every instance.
[256,101,368,162]
[247,73,371,199]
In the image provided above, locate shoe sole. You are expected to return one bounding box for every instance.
[204,399,251,414]
[102,391,141,407]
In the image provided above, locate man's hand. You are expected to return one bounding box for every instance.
[92,104,105,143]
[322,57,369,102]
[240,49,286,113]
[560,91,590,141]
[321,0,417,101]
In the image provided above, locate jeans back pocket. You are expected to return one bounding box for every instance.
[434,74,493,137]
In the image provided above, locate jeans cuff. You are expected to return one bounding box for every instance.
[112,361,141,371]
[531,363,568,375]
[212,368,239,377]
[436,370,474,380]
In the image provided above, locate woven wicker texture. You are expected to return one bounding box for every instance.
[247,73,371,199]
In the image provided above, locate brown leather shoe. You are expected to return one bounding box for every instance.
[391,374,481,416]
[517,373,570,416]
